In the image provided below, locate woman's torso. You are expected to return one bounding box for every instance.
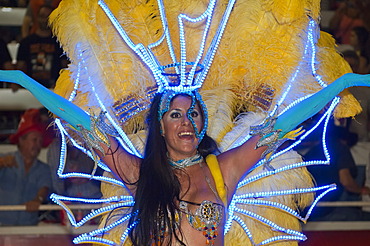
[172,161,225,246]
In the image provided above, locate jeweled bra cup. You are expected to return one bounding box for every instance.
[179,200,223,245]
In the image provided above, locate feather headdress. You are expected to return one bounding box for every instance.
[48,0,360,245]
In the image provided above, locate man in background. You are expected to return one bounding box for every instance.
[0,109,52,225]
[17,4,67,89]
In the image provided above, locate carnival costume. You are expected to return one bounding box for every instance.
[1,0,370,245]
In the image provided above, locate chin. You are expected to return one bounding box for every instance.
[180,148,198,157]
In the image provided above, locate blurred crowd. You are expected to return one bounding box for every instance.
[0,108,102,226]
[1,0,67,90]
[0,2,98,226]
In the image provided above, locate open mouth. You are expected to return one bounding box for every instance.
[178,131,195,139]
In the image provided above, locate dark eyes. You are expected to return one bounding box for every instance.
[190,111,199,118]
[169,110,199,119]
[170,112,182,118]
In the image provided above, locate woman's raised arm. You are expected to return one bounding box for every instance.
[0,70,141,185]
[219,73,370,198]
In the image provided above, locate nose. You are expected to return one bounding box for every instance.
[182,115,191,125]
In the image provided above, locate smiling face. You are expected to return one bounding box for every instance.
[160,95,203,161]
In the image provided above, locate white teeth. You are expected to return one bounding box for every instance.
[179,132,193,136]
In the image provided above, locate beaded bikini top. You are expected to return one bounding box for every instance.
[179,199,224,245]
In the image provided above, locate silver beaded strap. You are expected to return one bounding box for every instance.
[167,153,204,169]
[250,112,287,171]
[77,111,120,175]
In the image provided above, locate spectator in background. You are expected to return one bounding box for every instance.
[347,83,370,144]
[18,0,28,7]
[329,0,365,44]
[0,38,15,88]
[343,50,360,73]
[0,0,18,6]
[349,26,369,74]
[21,0,61,38]
[342,48,370,219]
[47,137,102,199]
[296,116,370,221]
[47,137,102,223]
[0,109,53,226]
[0,38,14,70]
[17,4,67,89]
[0,38,14,68]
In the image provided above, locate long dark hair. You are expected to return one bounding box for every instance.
[128,93,218,245]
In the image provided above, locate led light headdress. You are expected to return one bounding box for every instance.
[98,0,236,141]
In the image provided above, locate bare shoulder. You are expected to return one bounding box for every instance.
[99,138,142,188]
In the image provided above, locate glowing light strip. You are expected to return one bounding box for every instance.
[177,0,216,85]
[51,194,133,204]
[304,184,336,218]
[195,0,236,85]
[55,172,125,187]
[66,201,132,228]
[85,212,131,236]
[224,199,237,233]
[307,19,326,87]
[232,212,306,246]
[259,235,307,246]
[51,193,134,227]
[99,0,236,92]
[228,133,252,151]
[237,102,335,188]
[235,19,324,168]
[75,34,141,157]
[239,160,328,189]
[265,97,338,165]
[156,0,178,73]
[88,78,139,156]
[234,199,304,221]
[120,219,139,244]
[320,99,336,161]
[226,184,337,229]
[54,119,68,178]
[68,44,82,101]
[55,119,114,175]
[239,99,338,187]
[234,208,305,237]
[245,97,338,177]
[276,19,325,114]
[234,182,336,224]
[278,94,312,116]
[277,19,327,117]
[275,21,311,107]
[147,27,166,50]
[73,236,115,246]
[234,185,335,199]
[230,19,321,150]
[232,215,253,241]
[98,0,167,91]
[55,120,128,188]
[73,213,133,245]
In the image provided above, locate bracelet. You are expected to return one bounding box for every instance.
[250,110,305,170]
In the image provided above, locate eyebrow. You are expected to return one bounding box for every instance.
[169,107,200,112]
